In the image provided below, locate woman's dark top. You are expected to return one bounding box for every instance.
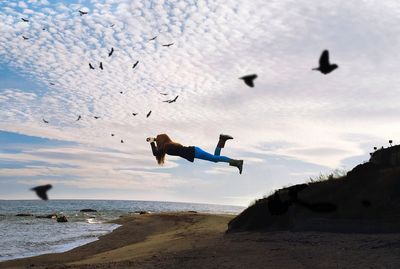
[151,142,195,162]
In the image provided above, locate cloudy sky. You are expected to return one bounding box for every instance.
[1,0,400,206]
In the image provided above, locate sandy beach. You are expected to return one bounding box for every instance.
[1,212,400,269]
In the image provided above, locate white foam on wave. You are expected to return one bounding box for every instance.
[86,218,103,224]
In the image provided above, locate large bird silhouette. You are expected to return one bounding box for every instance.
[312,50,338,74]
[31,184,52,200]
[239,74,257,87]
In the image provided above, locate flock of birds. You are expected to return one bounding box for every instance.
[20,12,182,144]
[19,9,339,200]
[30,49,337,201]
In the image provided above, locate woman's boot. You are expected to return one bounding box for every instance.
[217,134,233,148]
[229,159,243,174]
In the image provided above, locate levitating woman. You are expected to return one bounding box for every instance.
[146,134,243,174]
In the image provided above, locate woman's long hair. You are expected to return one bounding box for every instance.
[155,134,182,165]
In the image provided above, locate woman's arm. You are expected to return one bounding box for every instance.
[150,142,159,156]
[147,137,159,156]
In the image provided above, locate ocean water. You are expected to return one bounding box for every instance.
[0,200,243,262]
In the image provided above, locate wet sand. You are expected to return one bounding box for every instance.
[1,212,400,269]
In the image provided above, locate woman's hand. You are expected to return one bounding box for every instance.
[146,137,156,143]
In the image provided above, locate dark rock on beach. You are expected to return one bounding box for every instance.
[80,209,97,212]
[56,215,68,222]
[134,211,149,215]
[36,214,56,219]
[15,213,34,217]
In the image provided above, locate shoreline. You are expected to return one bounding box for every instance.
[2,212,400,269]
[0,212,233,269]
[0,200,243,265]
[0,216,121,263]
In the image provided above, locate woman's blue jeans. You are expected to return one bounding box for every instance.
[194,146,231,163]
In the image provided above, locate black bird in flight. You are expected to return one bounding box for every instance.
[149,36,157,41]
[42,28,46,31]
[120,139,124,143]
[120,91,123,94]
[111,133,115,136]
[163,95,179,103]
[162,43,174,47]
[31,184,52,200]
[49,82,55,85]
[170,95,179,103]
[99,62,103,70]
[108,47,114,57]
[89,63,95,70]
[146,111,152,118]
[76,115,81,121]
[239,74,257,87]
[94,116,100,119]
[110,24,115,27]
[132,112,138,116]
[160,93,168,95]
[79,10,88,16]
[21,18,29,22]
[132,61,139,69]
[22,36,29,40]
[42,118,49,123]
[312,50,338,75]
